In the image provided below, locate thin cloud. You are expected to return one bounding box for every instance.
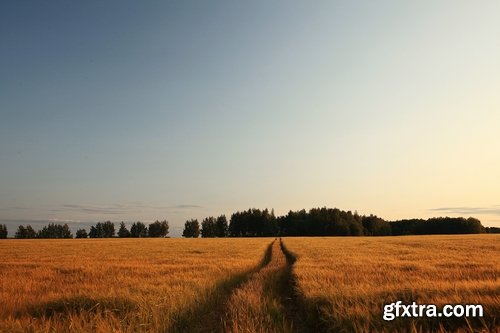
[0,218,88,225]
[60,204,125,215]
[0,206,29,211]
[56,203,203,214]
[430,205,500,216]
[171,204,203,209]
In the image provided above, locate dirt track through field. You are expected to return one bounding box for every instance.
[172,239,309,333]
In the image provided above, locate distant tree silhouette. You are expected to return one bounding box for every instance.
[0,224,7,238]
[229,208,277,237]
[276,208,363,237]
[183,219,200,238]
[389,219,424,235]
[201,217,217,238]
[148,220,169,237]
[390,217,484,235]
[485,226,500,233]
[75,229,88,238]
[102,221,115,237]
[89,221,115,238]
[15,225,37,239]
[277,209,308,236]
[89,225,98,238]
[215,215,228,237]
[118,222,131,238]
[130,222,148,237]
[362,214,391,236]
[26,225,37,238]
[15,225,27,239]
[37,223,72,238]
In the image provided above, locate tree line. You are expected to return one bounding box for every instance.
[4,220,169,239]
[12,223,73,239]
[181,207,489,238]
[1,207,497,239]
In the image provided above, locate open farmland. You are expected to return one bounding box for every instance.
[283,235,500,332]
[0,238,271,332]
[1,235,499,333]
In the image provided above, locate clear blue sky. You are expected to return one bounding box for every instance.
[1,1,499,236]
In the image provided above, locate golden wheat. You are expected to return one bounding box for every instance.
[0,238,271,333]
[283,235,500,332]
[223,239,292,333]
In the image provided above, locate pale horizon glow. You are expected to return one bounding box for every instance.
[1,1,499,236]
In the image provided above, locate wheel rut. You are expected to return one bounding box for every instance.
[170,239,308,333]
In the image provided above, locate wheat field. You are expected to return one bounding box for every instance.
[1,235,499,332]
[282,235,500,332]
[0,238,271,333]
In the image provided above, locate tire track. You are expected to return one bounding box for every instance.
[169,241,273,333]
[222,239,309,333]
[170,239,309,333]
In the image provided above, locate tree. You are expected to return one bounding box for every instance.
[486,226,500,233]
[229,208,277,237]
[15,225,37,239]
[118,222,131,238]
[201,217,217,238]
[102,221,115,237]
[88,221,115,238]
[0,224,8,238]
[26,225,37,238]
[89,225,99,238]
[15,225,27,239]
[130,222,147,238]
[148,220,169,237]
[362,215,391,236]
[390,217,485,235]
[75,229,88,238]
[215,215,228,237]
[37,223,72,238]
[182,219,200,238]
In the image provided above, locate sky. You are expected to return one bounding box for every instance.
[1,1,499,236]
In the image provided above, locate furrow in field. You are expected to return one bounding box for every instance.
[169,240,274,333]
[221,239,306,333]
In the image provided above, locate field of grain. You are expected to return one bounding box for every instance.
[0,238,271,333]
[2,235,499,333]
[282,235,500,332]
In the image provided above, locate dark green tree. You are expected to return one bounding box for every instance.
[88,221,115,238]
[130,222,147,237]
[362,215,391,236]
[26,225,37,238]
[75,229,88,238]
[102,221,115,237]
[229,208,277,237]
[0,224,8,238]
[89,225,99,238]
[182,219,200,238]
[390,217,485,235]
[15,225,37,238]
[201,217,217,238]
[37,223,72,238]
[118,222,131,238]
[148,220,169,237]
[15,225,27,239]
[215,215,228,237]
